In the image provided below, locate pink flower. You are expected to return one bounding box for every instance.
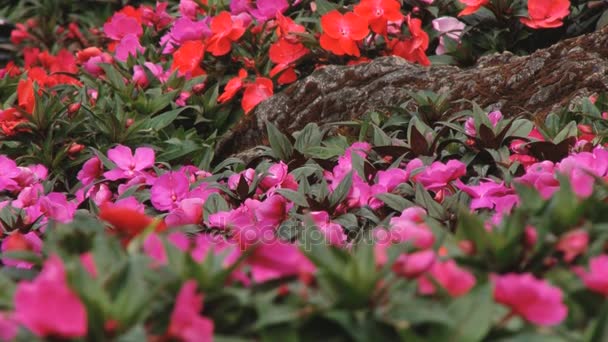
[393,250,436,278]
[77,156,104,186]
[1,232,42,269]
[376,168,409,192]
[413,159,466,192]
[0,155,20,191]
[160,17,211,54]
[464,111,503,137]
[248,241,315,283]
[166,198,205,227]
[310,211,347,246]
[492,273,567,326]
[179,0,201,19]
[168,280,214,342]
[0,312,18,341]
[14,256,88,337]
[579,255,608,296]
[250,0,289,22]
[103,145,155,181]
[150,171,190,211]
[456,179,517,211]
[558,147,608,198]
[556,229,588,263]
[515,161,560,199]
[115,34,145,61]
[418,260,476,297]
[431,17,465,55]
[133,62,169,87]
[389,210,435,249]
[103,13,143,40]
[259,161,298,191]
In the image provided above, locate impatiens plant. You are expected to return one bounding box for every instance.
[1,0,608,341]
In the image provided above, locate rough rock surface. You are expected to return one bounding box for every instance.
[217,26,608,159]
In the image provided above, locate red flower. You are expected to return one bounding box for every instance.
[241,77,273,114]
[319,10,369,57]
[354,0,403,35]
[218,68,247,104]
[520,0,570,29]
[388,17,430,66]
[206,11,246,56]
[0,108,27,136]
[99,203,166,242]
[269,38,308,84]
[275,12,306,42]
[172,40,205,77]
[458,0,489,17]
[17,78,35,114]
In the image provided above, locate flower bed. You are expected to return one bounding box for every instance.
[1,0,608,341]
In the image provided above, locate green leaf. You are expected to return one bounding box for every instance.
[315,0,340,15]
[140,107,188,131]
[275,189,309,207]
[294,123,322,153]
[266,121,293,161]
[330,172,353,207]
[446,284,494,342]
[375,193,414,212]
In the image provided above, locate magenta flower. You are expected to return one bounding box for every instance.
[179,0,201,19]
[103,145,155,181]
[1,231,42,269]
[456,179,515,211]
[0,312,17,341]
[464,110,503,137]
[389,211,435,249]
[492,273,567,326]
[77,156,104,186]
[376,168,409,193]
[0,155,20,191]
[150,171,190,211]
[248,241,315,283]
[103,13,143,40]
[14,256,88,338]
[250,0,289,22]
[160,17,211,54]
[310,211,347,246]
[556,229,588,263]
[166,197,204,227]
[414,159,466,192]
[579,255,608,297]
[115,34,145,62]
[133,62,170,87]
[260,161,298,191]
[393,250,436,279]
[168,280,214,342]
[418,260,476,297]
[558,147,608,198]
[515,161,559,199]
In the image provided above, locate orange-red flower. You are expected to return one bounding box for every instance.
[520,0,570,29]
[388,17,430,66]
[458,0,489,17]
[99,203,166,243]
[171,40,205,77]
[218,68,248,104]
[319,10,369,57]
[17,78,35,114]
[269,38,308,84]
[354,0,403,35]
[242,77,273,114]
[275,12,306,42]
[0,108,27,136]
[206,11,246,56]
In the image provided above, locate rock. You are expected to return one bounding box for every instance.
[216,26,608,160]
